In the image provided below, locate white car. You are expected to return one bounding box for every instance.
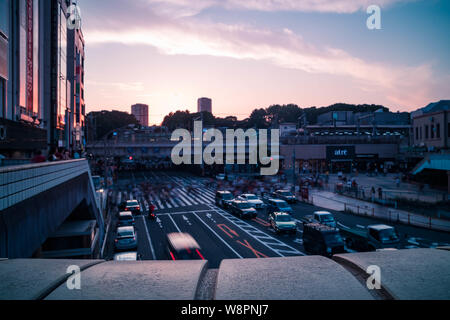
[237,194,266,209]
[216,173,226,180]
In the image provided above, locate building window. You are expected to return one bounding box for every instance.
[420,126,422,139]
[436,123,440,139]
[425,125,429,139]
[415,127,419,140]
[431,125,434,139]
[448,123,450,138]
[0,77,5,118]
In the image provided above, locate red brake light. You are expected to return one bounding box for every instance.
[169,251,176,261]
[196,249,205,260]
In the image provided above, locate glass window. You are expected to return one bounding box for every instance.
[0,78,4,118]
[0,0,9,38]
[431,125,434,139]
[436,123,440,139]
[425,125,429,139]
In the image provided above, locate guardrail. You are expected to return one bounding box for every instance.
[0,159,97,211]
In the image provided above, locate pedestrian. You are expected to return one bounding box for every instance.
[371,187,375,202]
[378,187,383,200]
[31,150,46,163]
[395,176,400,188]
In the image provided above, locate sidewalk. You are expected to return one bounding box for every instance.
[308,189,450,233]
[325,173,448,204]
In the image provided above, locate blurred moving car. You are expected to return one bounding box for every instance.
[272,190,297,204]
[118,211,135,227]
[166,233,204,260]
[266,199,293,214]
[215,191,235,209]
[268,212,297,234]
[124,200,141,215]
[237,194,265,209]
[229,200,258,219]
[302,223,345,257]
[113,252,140,261]
[115,226,138,251]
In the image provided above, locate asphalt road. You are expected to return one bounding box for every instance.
[105,171,450,267]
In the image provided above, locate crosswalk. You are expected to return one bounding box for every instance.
[120,173,217,210]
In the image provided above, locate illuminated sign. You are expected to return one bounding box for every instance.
[326,146,355,161]
[26,0,33,112]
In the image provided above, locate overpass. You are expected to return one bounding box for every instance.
[0,159,105,258]
[0,248,449,300]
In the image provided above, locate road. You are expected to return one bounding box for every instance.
[104,171,450,267]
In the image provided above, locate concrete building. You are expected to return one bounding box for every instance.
[317,111,355,126]
[0,0,82,162]
[131,103,149,126]
[411,100,450,151]
[67,25,85,153]
[198,97,212,114]
[279,123,297,136]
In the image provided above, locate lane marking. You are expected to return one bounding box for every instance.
[141,216,157,260]
[192,212,243,259]
[236,240,269,258]
[217,224,239,239]
[167,214,182,232]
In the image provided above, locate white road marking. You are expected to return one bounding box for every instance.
[141,216,156,260]
[192,212,243,259]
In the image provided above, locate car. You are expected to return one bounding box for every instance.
[302,223,345,257]
[118,211,135,227]
[115,226,138,251]
[272,190,297,203]
[237,194,265,209]
[229,200,257,219]
[268,212,297,234]
[301,211,337,229]
[166,233,204,260]
[113,252,140,261]
[215,191,235,209]
[124,200,140,214]
[266,199,293,214]
[216,173,226,180]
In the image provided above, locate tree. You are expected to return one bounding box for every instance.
[87,110,140,141]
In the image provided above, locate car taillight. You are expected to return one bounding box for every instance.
[169,251,176,261]
[124,208,129,211]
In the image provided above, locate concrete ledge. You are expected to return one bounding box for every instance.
[45,260,208,300]
[437,246,450,251]
[0,259,103,300]
[214,256,373,300]
[333,248,450,300]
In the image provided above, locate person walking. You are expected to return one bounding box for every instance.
[371,187,375,202]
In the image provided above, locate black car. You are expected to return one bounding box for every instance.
[266,199,293,215]
[215,191,234,209]
[302,223,345,257]
[124,200,141,215]
[229,200,257,219]
[272,190,297,204]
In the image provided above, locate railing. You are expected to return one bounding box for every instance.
[281,135,404,145]
[0,159,97,211]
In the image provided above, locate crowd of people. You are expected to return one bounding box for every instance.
[31,148,83,164]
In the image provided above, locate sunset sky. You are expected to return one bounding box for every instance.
[80,0,450,125]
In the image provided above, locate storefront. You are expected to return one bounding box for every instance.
[326,146,355,173]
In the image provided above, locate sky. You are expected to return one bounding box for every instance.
[79,0,450,125]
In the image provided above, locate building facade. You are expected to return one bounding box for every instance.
[67,25,85,153]
[131,103,149,127]
[198,97,212,114]
[0,0,82,162]
[412,109,450,151]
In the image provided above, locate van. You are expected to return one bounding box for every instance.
[302,223,345,257]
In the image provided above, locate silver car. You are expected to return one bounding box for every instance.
[115,226,138,251]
